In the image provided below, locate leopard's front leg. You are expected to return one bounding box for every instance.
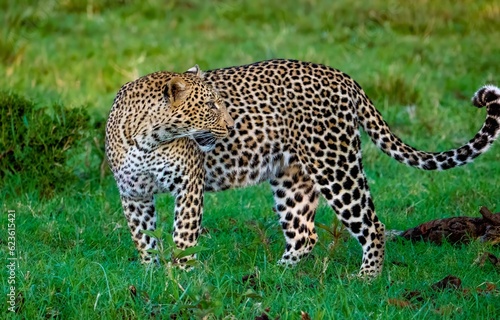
[171,159,206,266]
[121,195,158,263]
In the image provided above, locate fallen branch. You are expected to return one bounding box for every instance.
[400,206,500,245]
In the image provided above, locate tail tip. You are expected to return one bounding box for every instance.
[472,85,500,108]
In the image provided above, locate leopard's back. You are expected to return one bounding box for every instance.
[202,59,362,191]
[201,59,500,191]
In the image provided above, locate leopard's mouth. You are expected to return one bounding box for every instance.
[192,131,217,151]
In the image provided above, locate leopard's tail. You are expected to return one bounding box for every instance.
[358,85,500,170]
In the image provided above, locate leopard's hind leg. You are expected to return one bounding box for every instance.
[301,134,386,276]
[270,163,320,265]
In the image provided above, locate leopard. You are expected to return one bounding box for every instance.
[105,59,500,277]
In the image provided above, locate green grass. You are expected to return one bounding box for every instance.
[1,0,500,318]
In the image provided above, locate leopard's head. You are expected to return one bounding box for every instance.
[163,65,234,151]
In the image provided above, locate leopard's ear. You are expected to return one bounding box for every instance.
[185,64,202,77]
[165,76,188,102]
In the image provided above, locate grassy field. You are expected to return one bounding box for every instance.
[1,0,500,318]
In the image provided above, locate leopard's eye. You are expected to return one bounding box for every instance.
[207,101,218,110]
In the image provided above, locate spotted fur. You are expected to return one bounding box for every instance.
[106,59,500,276]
